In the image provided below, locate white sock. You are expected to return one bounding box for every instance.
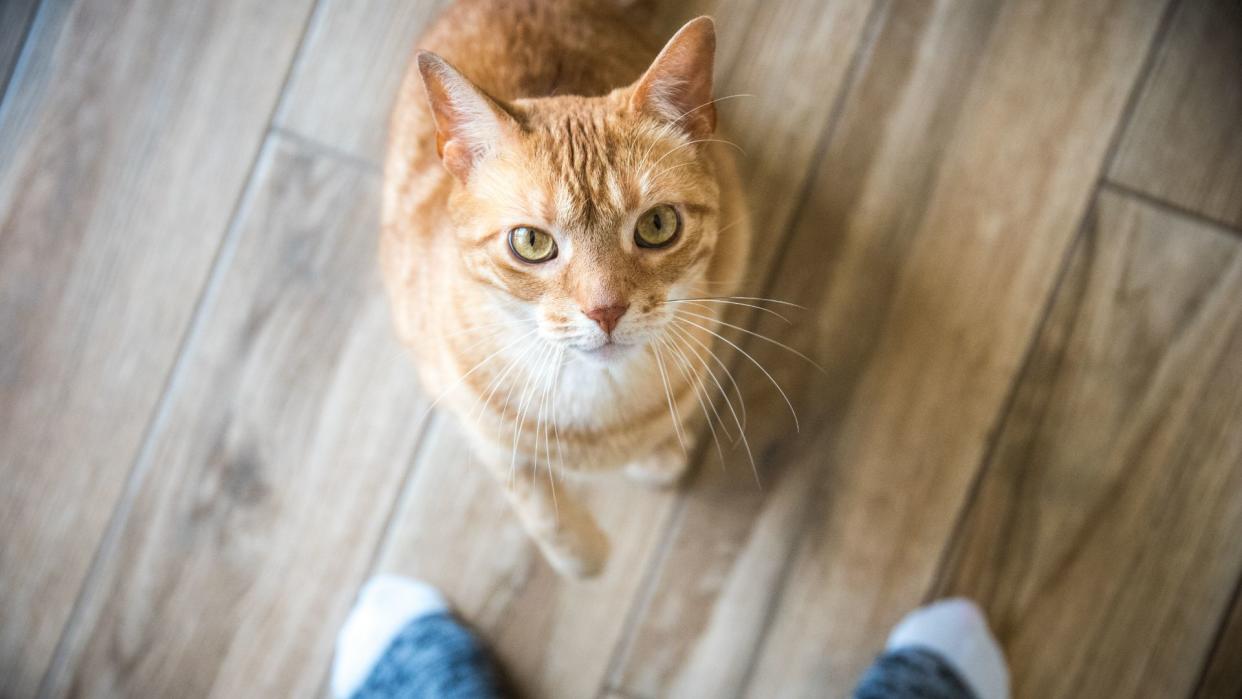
[331,575,449,699]
[885,598,1010,699]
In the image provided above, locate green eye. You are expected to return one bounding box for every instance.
[508,226,557,262]
[635,204,681,248]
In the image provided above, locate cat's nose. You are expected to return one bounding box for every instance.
[584,304,629,335]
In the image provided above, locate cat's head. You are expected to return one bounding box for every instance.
[417,17,730,362]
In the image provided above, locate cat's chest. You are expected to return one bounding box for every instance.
[550,358,666,430]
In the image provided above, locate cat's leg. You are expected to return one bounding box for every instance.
[625,438,690,488]
[626,358,709,488]
[481,457,609,578]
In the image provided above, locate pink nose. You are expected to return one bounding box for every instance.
[585,304,629,335]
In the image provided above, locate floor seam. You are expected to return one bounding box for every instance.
[271,124,382,176]
[1101,179,1242,239]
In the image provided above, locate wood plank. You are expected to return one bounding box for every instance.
[1110,0,1242,229]
[276,0,451,163]
[610,0,1170,696]
[0,0,37,99]
[935,191,1242,698]
[39,135,429,698]
[0,2,314,695]
[361,2,879,697]
[1197,582,1242,699]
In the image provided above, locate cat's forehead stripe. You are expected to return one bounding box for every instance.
[544,111,631,227]
[553,181,577,226]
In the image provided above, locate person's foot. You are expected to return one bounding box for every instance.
[331,575,503,699]
[876,598,1010,699]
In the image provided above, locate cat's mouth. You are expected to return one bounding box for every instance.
[576,339,636,362]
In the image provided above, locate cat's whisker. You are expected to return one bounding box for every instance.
[630,95,744,170]
[546,347,566,521]
[638,117,703,171]
[671,93,756,127]
[666,325,759,485]
[534,345,561,487]
[661,329,733,444]
[632,117,686,174]
[530,344,559,452]
[502,341,544,479]
[638,133,718,176]
[648,161,702,182]
[664,298,792,324]
[473,333,544,423]
[649,137,745,174]
[453,326,531,360]
[674,314,801,433]
[439,316,530,342]
[667,323,742,444]
[676,294,808,310]
[448,318,548,358]
[715,217,746,236]
[676,308,826,374]
[658,335,725,467]
[509,341,556,488]
[422,327,540,421]
[650,342,688,457]
[668,321,748,435]
[688,281,771,296]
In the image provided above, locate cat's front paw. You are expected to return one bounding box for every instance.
[538,514,610,578]
[625,445,689,489]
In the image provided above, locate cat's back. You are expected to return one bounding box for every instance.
[414,0,658,102]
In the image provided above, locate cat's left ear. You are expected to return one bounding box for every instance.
[630,16,717,139]
[416,51,519,181]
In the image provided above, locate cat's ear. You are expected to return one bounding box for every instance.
[630,16,717,139]
[416,51,518,181]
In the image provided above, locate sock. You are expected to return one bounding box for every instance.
[855,597,1009,699]
[331,575,503,699]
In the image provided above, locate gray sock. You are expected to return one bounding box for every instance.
[853,598,1010,699]
[349,612,503,699]
[854,646,978,699]
[332,576,505,699]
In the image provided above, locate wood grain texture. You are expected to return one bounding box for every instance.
[1110,0,1242,229]
[276,0,451,163]
[935,191,1242,699]
[40,135,429,698]
[7,2,1242,698]
[1197,582,1242,699]
[0,1,314,695]
[363,1,879,697]
[611,1,1170,696]
[0,0,37,99]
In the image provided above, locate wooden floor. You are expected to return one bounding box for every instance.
[2,0,1241,697]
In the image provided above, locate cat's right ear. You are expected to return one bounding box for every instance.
[416,52,518,182]
[630,16,717,139]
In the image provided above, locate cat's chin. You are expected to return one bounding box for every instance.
[574,341,638,364]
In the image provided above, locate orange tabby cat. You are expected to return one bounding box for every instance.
[382,0,750,577]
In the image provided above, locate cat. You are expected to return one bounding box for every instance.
[382,0,751,577]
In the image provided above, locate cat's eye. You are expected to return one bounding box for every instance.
[635,204,681,249]
[508,226,557,263]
